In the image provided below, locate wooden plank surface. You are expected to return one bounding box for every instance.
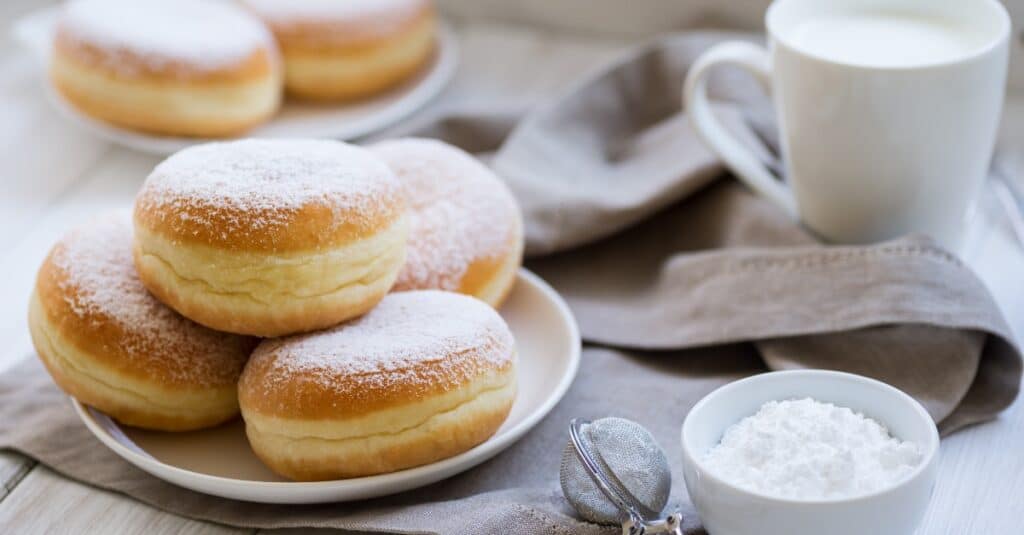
[920,399,1024,534]
[0,467,251,535]
[0,452,34,503]
[0,3,1022,534]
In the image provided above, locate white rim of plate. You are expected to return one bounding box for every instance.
[72,269,581,501]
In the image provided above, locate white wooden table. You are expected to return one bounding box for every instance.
[1,1,1022,533]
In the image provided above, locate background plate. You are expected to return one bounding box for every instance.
[72,270,580,504]
[12,6,459,155]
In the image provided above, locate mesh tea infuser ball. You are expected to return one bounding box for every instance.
[560,417,682,535]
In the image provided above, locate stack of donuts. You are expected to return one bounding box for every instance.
[51,0,438,137]
[29,137,525,481]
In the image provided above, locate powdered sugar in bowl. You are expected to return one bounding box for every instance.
[681,370,940,535]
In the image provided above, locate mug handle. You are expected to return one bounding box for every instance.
[683,41,798,217]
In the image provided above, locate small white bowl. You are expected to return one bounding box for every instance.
[681,370,940,535]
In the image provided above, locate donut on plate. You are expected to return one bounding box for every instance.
[241,0,436,101]
[132,139,408,337]
[238,290,517,481]
[370,138,524,307]
[51,0,282,137]
[28,213,256,431]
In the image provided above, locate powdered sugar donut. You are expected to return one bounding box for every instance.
[238,290,517,480]
[133,139,408,337]
[242,0,436,101]
[28,213,256,431]
[51,0,282,137]
[370,138,524,307]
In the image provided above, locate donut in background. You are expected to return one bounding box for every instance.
[51,0,282,137]
[242,0,437,101]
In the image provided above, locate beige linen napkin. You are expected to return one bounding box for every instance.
[0,32,1019,534]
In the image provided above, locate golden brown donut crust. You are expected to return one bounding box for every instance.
[247,1,437,101]
[286,14,435,102]
[53,28,277,83]
[49,2,283,138]
[29,214,256,430]
[133,194,403,254]
[38,267,216,389]
[133,139,406,254]
[35,229,253,388]
[267,2,434,53]
[240,324,513,421]
[455,247,522,305]
[238,290,517,480]
[131,140,409,337]
[371,138,525,307]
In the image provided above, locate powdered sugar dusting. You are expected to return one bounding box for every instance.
[371,138,520,291]
[59,0,274,72]
[703,398,924,500]
[135,139,401,248]
[50,213,251,386]
[253,290,513,394]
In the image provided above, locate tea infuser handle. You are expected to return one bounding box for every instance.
[622,512,684,535]
[683,41,797,217]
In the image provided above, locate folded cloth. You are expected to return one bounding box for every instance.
[0,32,1019,534]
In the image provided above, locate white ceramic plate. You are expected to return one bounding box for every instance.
[12,6,459,155]
[72,269,580,504]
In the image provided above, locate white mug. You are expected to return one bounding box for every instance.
[684,0,1010,251]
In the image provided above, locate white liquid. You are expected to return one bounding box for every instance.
[789,13,985,67]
